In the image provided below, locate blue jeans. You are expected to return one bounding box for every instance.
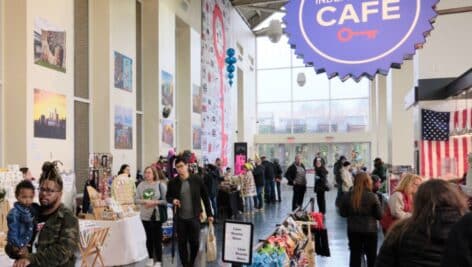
[264,180,275,202]
[210,196,217,217]
[244,196,254,213]
[256,186,264,209]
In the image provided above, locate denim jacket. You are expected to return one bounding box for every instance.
[7,202,39,247]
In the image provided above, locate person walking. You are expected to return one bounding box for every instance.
[135,167,168,267]
[253,159,265,211]
[166,156,213,267]
[285,155,307,211]
[376,179,468,267]
[314,158,329,214]
[273,158,283,202]
[340,173,383,267]
[261,156,276,203]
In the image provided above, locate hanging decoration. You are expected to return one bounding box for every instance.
[226,48,237,86]
[283,0,438,81]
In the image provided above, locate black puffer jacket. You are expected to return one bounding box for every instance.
[261,160,275,181]
[339,190,383,233]
[441,212,472,267]
[253,165,265,187]
[376,208,463,267]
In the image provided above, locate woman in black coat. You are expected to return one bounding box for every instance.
[314,158,329,214]
[340,172,383,267]
[376,180,468,267]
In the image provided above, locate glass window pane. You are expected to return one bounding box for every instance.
[292,101,329,133]
[331,77,370,99]
[293,68,330,101]
[330,99,369,133]
[258,69,291,102]
[257,35,292,69]
[258,102,291,134]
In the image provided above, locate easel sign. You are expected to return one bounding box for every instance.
[222,220,254,265]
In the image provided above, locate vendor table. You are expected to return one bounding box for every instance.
[79,213,147,266]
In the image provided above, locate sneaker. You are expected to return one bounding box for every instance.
[145,258,154,267]
[154,262,162,267]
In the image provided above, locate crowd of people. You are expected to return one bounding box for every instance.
[5,152,472,267]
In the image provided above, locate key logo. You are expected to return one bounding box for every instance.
[284,0,438,81]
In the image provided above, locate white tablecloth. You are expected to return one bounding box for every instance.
[80,214,147,266]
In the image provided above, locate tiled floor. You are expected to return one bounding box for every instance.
[124,185,384,267]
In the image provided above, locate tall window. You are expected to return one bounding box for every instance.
[256,15,370,135]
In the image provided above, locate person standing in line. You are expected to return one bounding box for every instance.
[118,164,131,177]
[334,156,347,206]
[253,159,265,211]
[341,161,354,193]
[372,158,387,183]
[376,180,468,267]
[166,156,213,267]
[314,158,329,214]
[215,158,224,178]
[240,163,257,215]
[203,163,221,218]
[273,158,283,202]
[340,173,383,267]
[285,155,307,211]
[135,167,167,267]
[261,156,276,203]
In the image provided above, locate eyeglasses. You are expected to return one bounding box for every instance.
[39,188,61,194]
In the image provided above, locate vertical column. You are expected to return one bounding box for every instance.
[90,0,111,153]
[375,75,388,162]
[142,0,159,164]
[176,21,191,151]
[4,0,27,166]
[387,61,415,166]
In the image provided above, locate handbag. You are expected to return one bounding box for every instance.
[206,222,217,262]
[158,183,168,222]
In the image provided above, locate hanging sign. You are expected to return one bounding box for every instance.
[223,221,254,265]
[284,0,438,81]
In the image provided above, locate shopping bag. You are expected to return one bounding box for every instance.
[207,222,217,262]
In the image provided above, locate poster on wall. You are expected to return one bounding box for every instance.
[114,51,133,92]
[162,119,174,147]
[234,142,248,175]
[33,89,67,140]
[192,124,202,150]
[33,17,66,73]
[161,71,174,109]
[192,84,202,114]
[201,0,233,166]
[114,106,133,149]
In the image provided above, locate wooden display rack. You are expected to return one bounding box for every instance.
[79,227,110,267]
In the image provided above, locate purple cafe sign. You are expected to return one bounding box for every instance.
[284,0,438,81]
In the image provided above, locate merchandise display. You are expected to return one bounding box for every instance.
[251,205,326,267]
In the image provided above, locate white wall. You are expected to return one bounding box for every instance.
[158,2,176,156]
[0,0,3,167]
[418,3,472,79]
[27,0,74,175]
[109,0,137,175]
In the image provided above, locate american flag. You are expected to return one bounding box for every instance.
[421,109,472,179]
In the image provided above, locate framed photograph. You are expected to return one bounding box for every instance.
[33,89,66,139]
[161,71,174,108]
[34,17,67,73]
[114,106,133,149]
[114,51,133,92]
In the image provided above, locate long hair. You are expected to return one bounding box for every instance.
[386,179,468,244]
[118,164,130,176]
[351,172,372,210]
[39,161,63,191]
[395,173,422,193]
